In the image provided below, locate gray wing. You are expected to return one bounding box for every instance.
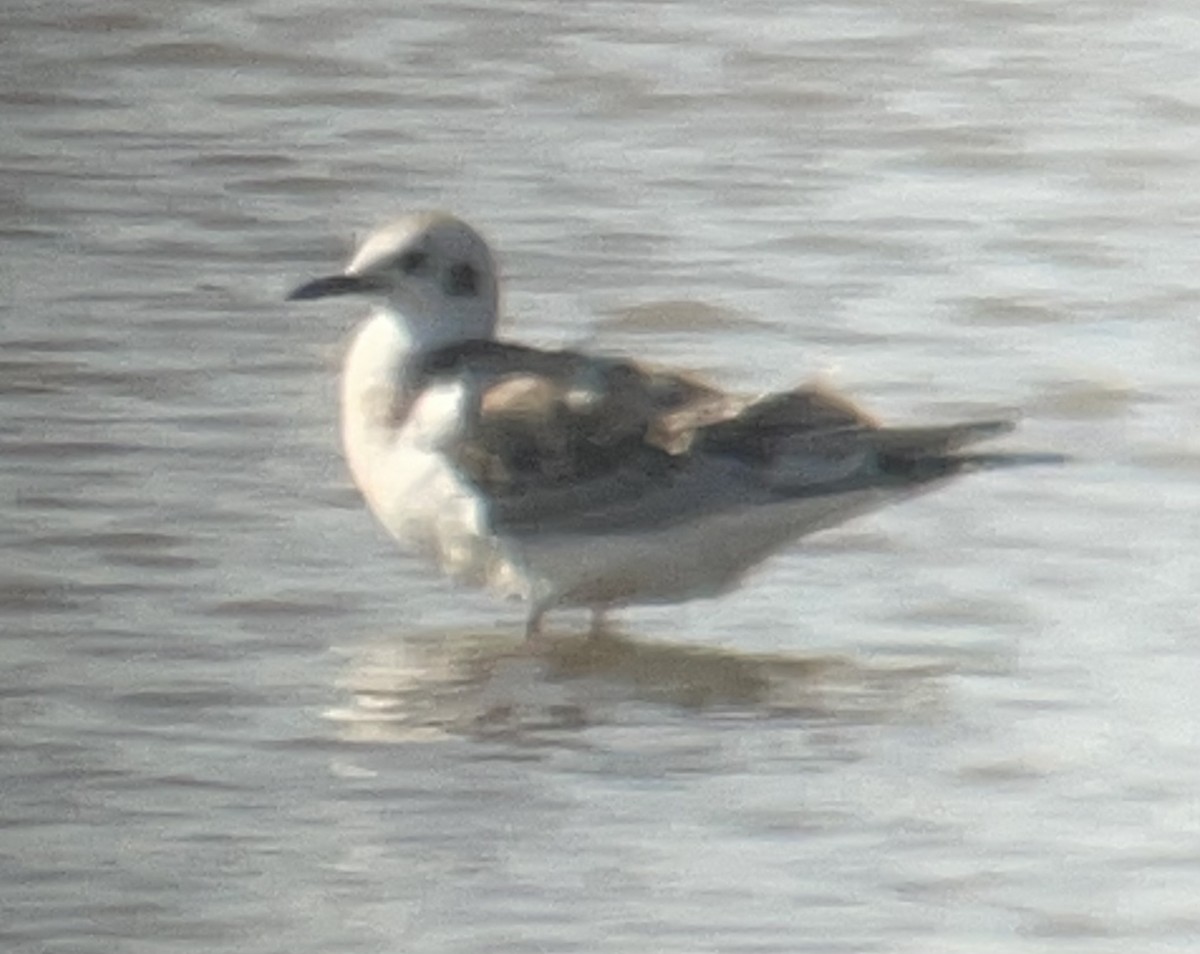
[412,340,728,493]
[413,341,1026,532]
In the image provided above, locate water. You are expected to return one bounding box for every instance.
[4,0,1199,950]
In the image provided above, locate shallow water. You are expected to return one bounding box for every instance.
[4,0,1200,951]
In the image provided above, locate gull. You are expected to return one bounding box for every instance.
[288,212,1049,637]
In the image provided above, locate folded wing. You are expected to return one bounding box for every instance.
[406,341,1023,530]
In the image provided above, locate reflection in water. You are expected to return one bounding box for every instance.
[326,627,950,743]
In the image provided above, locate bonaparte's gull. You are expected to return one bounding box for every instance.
[289,212,1047,636]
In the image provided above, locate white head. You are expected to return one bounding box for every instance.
[288,211,500,350]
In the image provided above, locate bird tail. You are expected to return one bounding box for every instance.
[757,417,1064,494]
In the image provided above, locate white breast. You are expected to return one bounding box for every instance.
[339,312,529,599]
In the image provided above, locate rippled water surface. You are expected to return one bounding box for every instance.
[4,1,1200,951]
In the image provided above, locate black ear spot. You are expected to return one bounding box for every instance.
[444,261,478,297]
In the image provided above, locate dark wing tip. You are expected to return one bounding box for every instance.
[956,450,1071,470]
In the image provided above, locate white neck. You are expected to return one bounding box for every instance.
[373,281,499,354]
[339,310,408,471]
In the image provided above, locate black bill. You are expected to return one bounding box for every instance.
[287,273,381,301]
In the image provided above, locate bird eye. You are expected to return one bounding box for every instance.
[444,261,478,297]
[398,250,429,274]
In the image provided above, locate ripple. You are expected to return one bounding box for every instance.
[326,628,949,743]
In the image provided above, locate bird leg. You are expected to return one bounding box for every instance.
[588,607,609,638]
[524,607,547,642]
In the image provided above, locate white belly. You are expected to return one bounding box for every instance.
[509,486,895,611]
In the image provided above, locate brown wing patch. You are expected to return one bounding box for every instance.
[411,342,700,497]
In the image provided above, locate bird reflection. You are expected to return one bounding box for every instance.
[326,626,950,743]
